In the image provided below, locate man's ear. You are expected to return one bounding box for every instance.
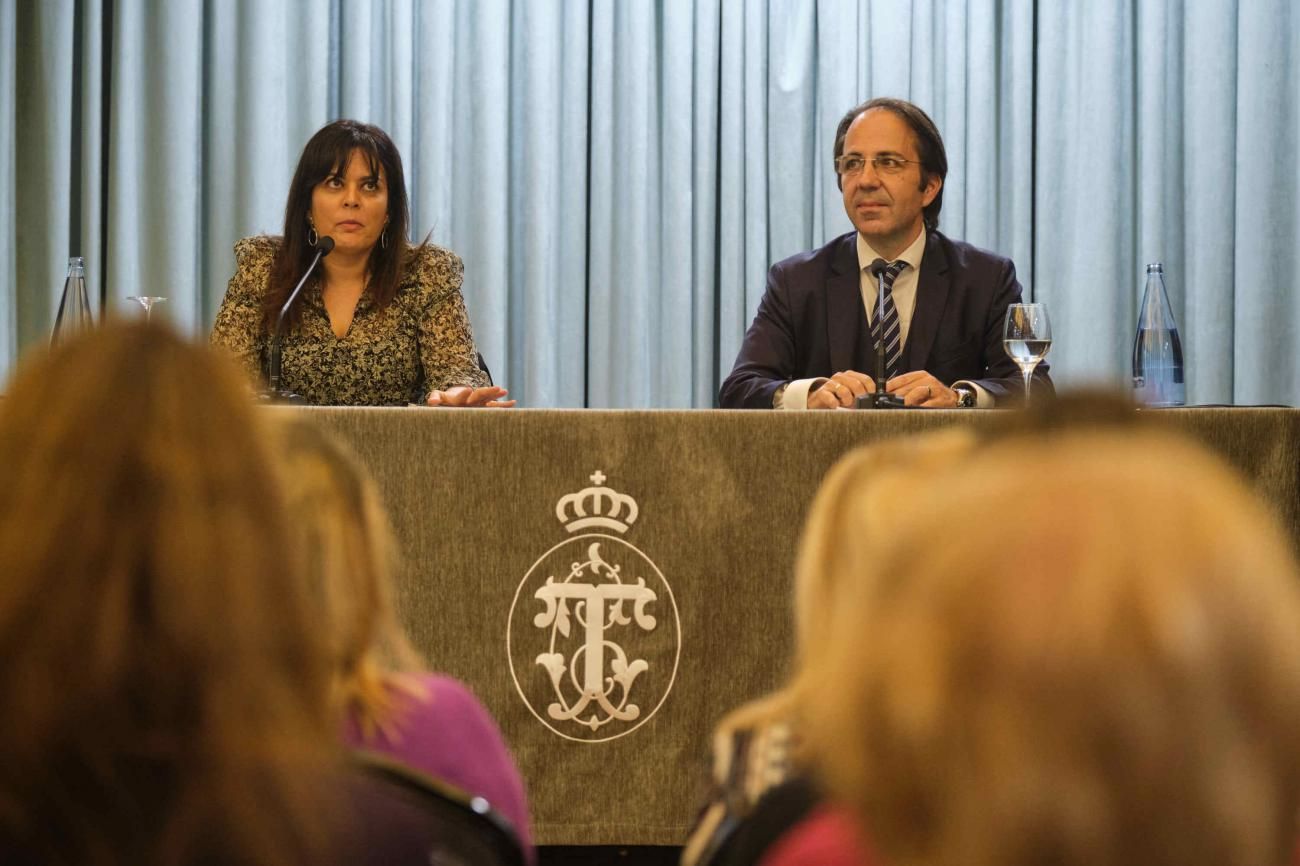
[920,171,941,208]
[920,173,942,208]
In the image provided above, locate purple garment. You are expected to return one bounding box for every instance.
[342,673,535,862]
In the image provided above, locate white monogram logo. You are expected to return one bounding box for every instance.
[508,472,681,742]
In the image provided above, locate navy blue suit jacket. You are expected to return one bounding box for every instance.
[718,230,1053,408]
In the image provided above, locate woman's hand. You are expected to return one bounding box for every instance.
[426,385,516,408]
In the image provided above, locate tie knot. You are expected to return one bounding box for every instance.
[875,259,907,290]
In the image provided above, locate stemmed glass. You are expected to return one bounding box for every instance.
[1003,303,1052,403]
[126,296,167,322]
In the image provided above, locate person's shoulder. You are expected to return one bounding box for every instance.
[759,804,874,866]
[762,233,857,299]
[410,673,494,721]
[233,235,281,268]
[772,232,856,273]
[401,243,464,302]
[234,234,280,258]
[404,243,464,281]
[929,230,1015,272]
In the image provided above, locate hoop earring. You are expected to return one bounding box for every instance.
[380,228,388,250]
[307,225,319,246]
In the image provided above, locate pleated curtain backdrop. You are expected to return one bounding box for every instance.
[3,0,1298,406]
[0,0,14,370]
[1035,0,1300,404]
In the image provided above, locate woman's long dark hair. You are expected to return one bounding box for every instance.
[263,120,413,332]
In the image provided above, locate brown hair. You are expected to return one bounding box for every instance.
[809,429,1300,866]
[834,96,948,230]
[0,323,335,865]
[271,417,425,737]
[263,119,415,333]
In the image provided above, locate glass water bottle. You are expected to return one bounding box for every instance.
[51,257,94,345]
[1131,262,1185,407]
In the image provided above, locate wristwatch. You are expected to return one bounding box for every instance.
[953,384,976,408]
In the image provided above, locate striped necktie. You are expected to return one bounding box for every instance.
[870,260,909,380]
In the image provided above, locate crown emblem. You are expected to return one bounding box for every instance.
[555,471,639,534]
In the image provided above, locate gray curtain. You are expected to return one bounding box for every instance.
[1036,0,1300,404]
[0,0,13,368]
[3,0,1297,407]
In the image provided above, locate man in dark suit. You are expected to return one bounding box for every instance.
[719,97,1051,410]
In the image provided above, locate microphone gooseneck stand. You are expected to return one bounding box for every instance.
[855,257,907,409]
[261,236,335,404]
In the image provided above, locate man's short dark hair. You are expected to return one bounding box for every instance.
[833,97,948,231]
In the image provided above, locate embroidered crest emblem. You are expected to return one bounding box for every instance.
[507,471,681,742]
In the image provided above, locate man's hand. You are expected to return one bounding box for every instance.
[807,370,876,409]
[886,370,958,407]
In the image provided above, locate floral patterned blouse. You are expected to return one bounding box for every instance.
[210,236,488,406]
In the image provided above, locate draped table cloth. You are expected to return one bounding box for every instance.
[287,406,1300,845]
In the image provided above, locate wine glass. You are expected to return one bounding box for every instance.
[1003,303,1052,403]
[126,296,167,322]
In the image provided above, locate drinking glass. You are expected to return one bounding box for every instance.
[126,296,167,322]
[1003,303,1052,403]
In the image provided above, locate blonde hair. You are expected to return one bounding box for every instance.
[0,323,335,865]
[271,417,424,736]
[714,428,977,741]
[809,429,1300,866]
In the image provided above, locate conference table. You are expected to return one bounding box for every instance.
[291,405,1300,846]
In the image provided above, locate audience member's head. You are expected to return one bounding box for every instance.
[809,425,1300,866]
[0,323,334,865]
[983,385,1153,438]
[271,417,423,735]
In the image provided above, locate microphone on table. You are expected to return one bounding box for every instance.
[855,257,907,409]
[262,235,334,404]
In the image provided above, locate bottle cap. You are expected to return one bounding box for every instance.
[1146,262,1164,274]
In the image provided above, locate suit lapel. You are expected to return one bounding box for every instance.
[903,232,951,373]
[826,234,864,374]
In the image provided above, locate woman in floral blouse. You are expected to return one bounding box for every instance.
[212,119,513,408]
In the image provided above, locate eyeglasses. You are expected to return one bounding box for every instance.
[834,154,922,176]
